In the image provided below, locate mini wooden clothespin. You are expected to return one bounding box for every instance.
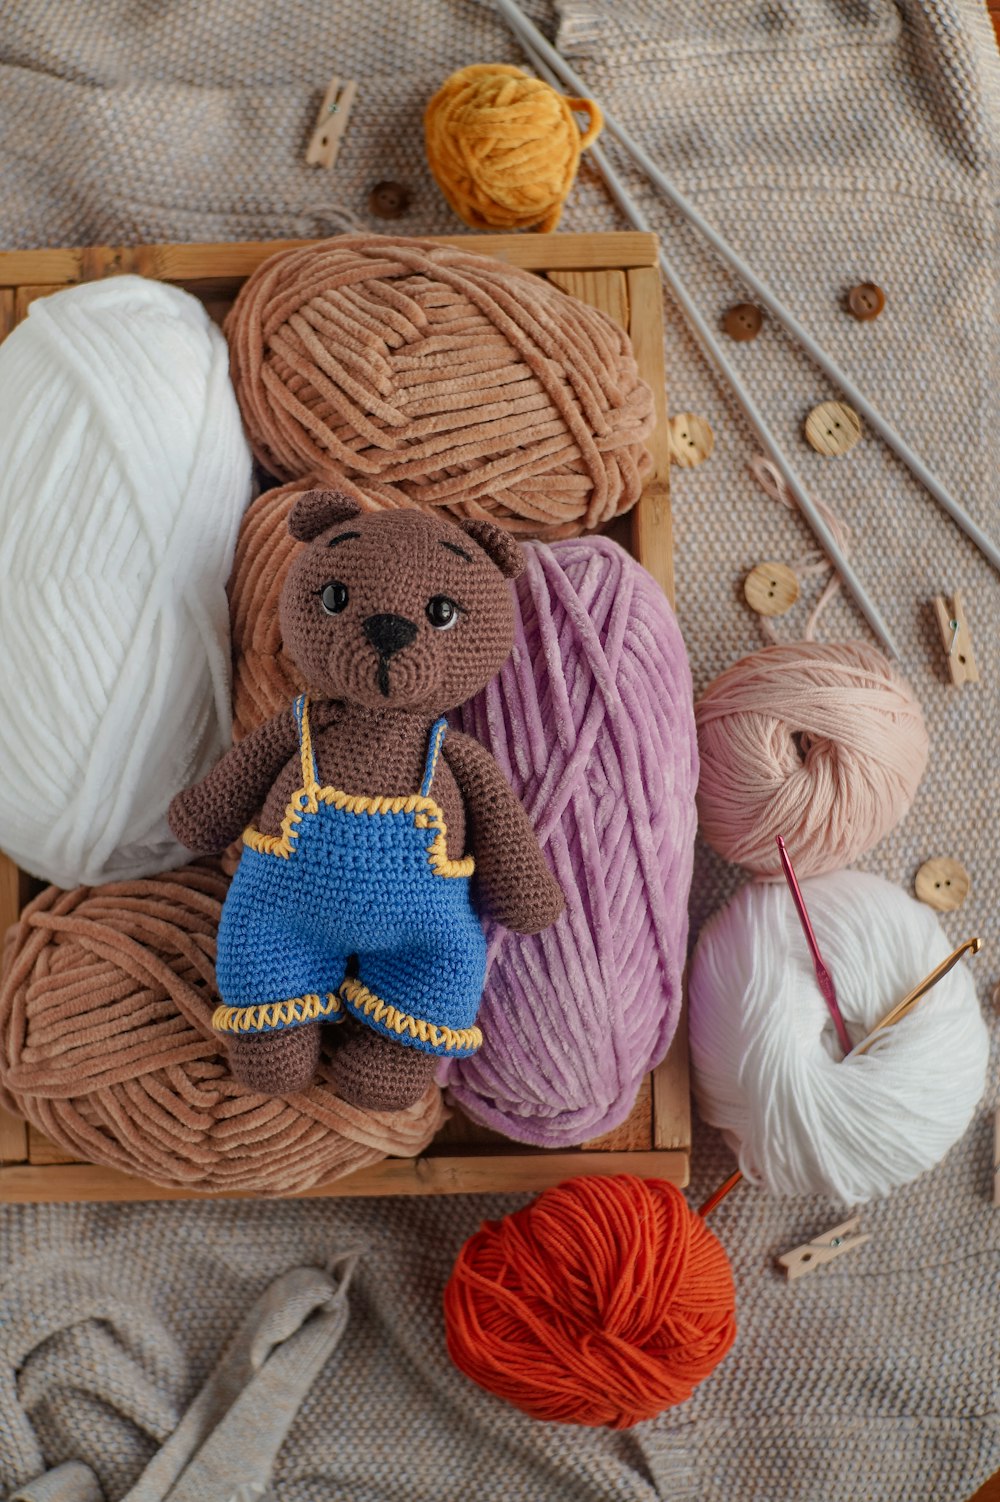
[554,0,606,57]
[776,1216,870,1281]
[305,77,358,169]
[933,589,979,685]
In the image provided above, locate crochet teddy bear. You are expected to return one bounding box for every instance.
[168,491,563,1111]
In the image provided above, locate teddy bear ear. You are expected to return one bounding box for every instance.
[458,518,525,579]
[287,489,363,542]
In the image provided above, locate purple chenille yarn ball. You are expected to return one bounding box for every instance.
[445,535,697,1146]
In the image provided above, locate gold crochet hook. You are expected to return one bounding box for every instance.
[851,935,982,1056]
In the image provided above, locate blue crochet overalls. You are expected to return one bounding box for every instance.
[212,696,486,1057]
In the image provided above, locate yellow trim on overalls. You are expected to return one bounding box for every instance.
[241,698,475,878]
[338,976,483,1053]
[212,991,344,1034]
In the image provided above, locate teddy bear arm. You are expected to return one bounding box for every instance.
[167,706,300,853]
[442,732,563,934]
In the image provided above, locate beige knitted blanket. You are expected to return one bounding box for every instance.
[1,2,999,1498]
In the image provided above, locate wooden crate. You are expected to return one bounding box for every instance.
[0,231,688,1202]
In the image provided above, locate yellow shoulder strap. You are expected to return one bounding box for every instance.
[294,694,319,792]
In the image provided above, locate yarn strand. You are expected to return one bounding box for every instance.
[749,454,851,641]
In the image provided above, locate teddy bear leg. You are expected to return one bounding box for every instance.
[226,1021,322,1096]
[326,1014,437,1111]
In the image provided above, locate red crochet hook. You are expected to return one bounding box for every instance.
[776,835,852,1057]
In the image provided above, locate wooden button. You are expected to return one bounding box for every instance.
[744,561,800,617]
[368,181,411,219]
[915,857,971,912]
[804,401,862,457]
[668,413,714,468]
[722,303,763,342]
[847,283,885,322]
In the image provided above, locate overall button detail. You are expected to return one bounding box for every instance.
[804,401,862,456]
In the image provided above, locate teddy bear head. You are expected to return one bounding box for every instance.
[279,490,524,714]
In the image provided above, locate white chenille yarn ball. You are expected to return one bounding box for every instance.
[0,276,252,887]
[689,870,988,1203]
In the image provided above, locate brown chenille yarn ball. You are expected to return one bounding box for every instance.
[229,481,307,743]
[223,235,654,542]
[0,863,444,1193]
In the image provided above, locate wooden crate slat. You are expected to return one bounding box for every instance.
[0,852,27,939]
[0,247,86,285]
[0,233,659,287]
[27,1127,79,1165]
[581,1075,652,1151]
[652,1012,692,1151]
[0,1109,28,1166]
[0,230,687,1202]
[547,268,629,329]
[0,1147,688,1204]
[626,265,674,606]
[14,285,65,323]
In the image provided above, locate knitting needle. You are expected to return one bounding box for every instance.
[697,933,982,1215]
[776,835,852,1057]
[493,0,1000,578]
[850,935,982,1057]
[513,37,899,658]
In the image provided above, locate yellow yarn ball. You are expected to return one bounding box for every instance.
[424,63,603,233]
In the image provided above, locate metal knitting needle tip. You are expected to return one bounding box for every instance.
[776,835,853,1057]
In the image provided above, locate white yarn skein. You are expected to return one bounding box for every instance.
[689,870,988,1203]
[0,276,252,887]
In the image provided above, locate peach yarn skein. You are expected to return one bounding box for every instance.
[695,640,928,879]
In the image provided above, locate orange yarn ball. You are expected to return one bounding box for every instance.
[424,63,603,232]
[443,1175,737,1428]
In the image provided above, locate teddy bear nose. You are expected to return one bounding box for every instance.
[363,613,418,659]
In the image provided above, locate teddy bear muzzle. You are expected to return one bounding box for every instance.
[363,612,418,697]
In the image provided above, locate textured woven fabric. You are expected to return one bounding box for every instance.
[0,2,999,1499]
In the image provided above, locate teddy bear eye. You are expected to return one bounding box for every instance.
[319,581,349,615]
[426,595,460,630]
